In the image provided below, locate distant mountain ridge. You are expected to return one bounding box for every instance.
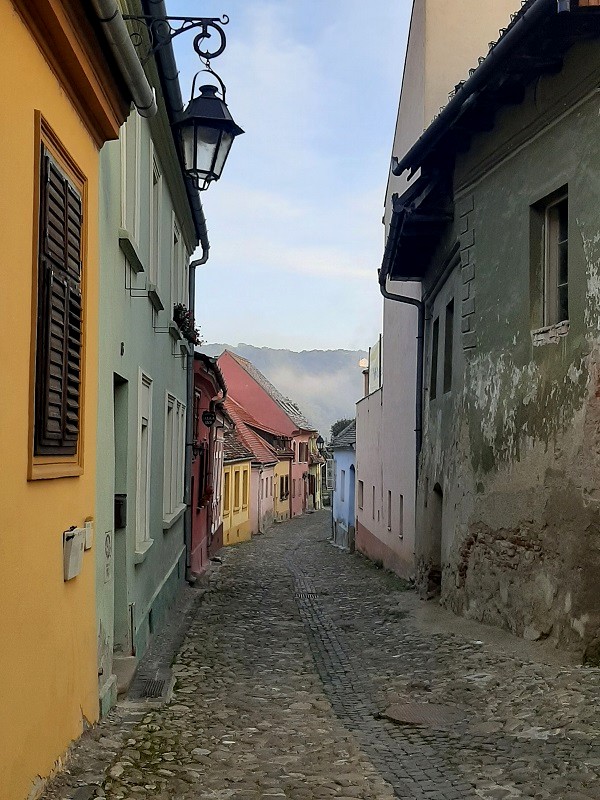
[199,343,367,439]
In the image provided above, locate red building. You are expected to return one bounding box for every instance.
[217,351,317,518]
[190,353,229,576]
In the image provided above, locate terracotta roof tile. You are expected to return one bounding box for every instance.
[224,398,278,466]
[223,428,254,463]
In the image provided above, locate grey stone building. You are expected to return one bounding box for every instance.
[380,0,600,656]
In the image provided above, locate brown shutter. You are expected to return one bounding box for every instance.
[34,150,83,456]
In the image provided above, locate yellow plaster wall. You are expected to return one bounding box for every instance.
[273,460,290,522]
[0,4,101,797]
[222,462,252,545]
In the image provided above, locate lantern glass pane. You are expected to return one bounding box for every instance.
[181,124,196,176]
[213,131,234,178]
[193,125,220,176]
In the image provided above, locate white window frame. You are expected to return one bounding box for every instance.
[340,469,346,503]
[136,372,153,552]
[543,193,569,326]
[121,111,141,244]
[149,149,162,287]
[163,392,186,522]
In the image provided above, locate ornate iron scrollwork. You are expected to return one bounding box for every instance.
[122,14,229,64]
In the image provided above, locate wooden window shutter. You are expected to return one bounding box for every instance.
[35,149,83,456]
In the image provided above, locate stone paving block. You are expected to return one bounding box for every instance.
[38,512,600,800]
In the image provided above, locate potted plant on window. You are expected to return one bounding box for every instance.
[173,303,202,345]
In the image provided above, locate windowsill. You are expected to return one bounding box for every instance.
[532,319,569,347]
[134,538,154,565]
[29,459,83,480]
[179,340,192,355]
[163,504,186,531]
[118,228,145,274]
[169,321,182,341]
[223,511,230,517]
[148,283,164,312]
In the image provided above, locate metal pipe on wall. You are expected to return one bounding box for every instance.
[91,0,157,117]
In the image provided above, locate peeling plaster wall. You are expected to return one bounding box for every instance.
[417,41,600,656]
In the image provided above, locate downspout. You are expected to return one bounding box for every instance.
[378,280,424,476]
[184,253,208,583]
[91,0,157,117]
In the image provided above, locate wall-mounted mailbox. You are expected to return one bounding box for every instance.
[114,493,127,529]
[63,527,86,581]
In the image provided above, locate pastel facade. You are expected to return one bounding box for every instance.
[191,353,227,576]
[356,0,519,579]
[0,1,129,796]
[225,397,277,534]
[217,350,317,518]
[331,421,356,551]
[95,3,205,709]
[222,430,253,546]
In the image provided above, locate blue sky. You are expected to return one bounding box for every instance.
[168,1,411,350]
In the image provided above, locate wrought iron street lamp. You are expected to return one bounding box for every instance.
[175,74,244,191]
[122,12,243,189]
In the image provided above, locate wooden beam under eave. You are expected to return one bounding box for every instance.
[12,0,131,147]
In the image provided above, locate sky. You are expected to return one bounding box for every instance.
[168,1,411,351]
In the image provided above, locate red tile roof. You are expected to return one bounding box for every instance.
[225,397,278,466]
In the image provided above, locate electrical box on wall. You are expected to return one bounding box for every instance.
[63,527,86,581]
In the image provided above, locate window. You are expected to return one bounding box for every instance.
[285,475,289,498]
[242,470,249,508]
[234,470,240,510]
[545,195,569,325]
[293,479,296,498]
[270,476,273,496]
[358,480,364,509]
[261,478,264,499]
[280,476,285,500]
[387,490,392,531]
[223,470,230,516]
[163,393,186,518]
[444,299,454,393]
[399,494,404,540]
[531,189,569,327]
[34,146,84,459]
[149,154,162,286]
[430,317,439,401]
[326,459,335,490]
[121,111,141,243]
[341,470,346,502]
[372,486,376,520]
[136,374,152,548]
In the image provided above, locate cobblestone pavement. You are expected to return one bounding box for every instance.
[41,511,600,800]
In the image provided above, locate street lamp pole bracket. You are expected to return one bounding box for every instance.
[121,14,229,64]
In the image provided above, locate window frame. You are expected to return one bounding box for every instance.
[149,149,162,288]
[358,480,364,510]
[430,316,440,401]
[163,391,186,523]
[531,187,569,330]
[29,114,88,481]
[136,372,153,550]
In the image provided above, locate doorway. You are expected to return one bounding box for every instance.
[112,374,131,654]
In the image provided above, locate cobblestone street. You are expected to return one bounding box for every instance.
[42,511,600,800]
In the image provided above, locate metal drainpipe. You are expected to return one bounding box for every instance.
[91,0,157,117]
[379,281,424,476]
[184,253,208,584]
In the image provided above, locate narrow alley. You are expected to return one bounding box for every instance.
[39,511,600,800]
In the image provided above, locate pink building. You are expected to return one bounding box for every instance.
[217,351,317,517]
[190,354,228,576]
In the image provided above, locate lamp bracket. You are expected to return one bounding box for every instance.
[122,14,229,64]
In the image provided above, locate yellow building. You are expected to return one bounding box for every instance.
[222,429,253,546]
[0,2,131,797]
